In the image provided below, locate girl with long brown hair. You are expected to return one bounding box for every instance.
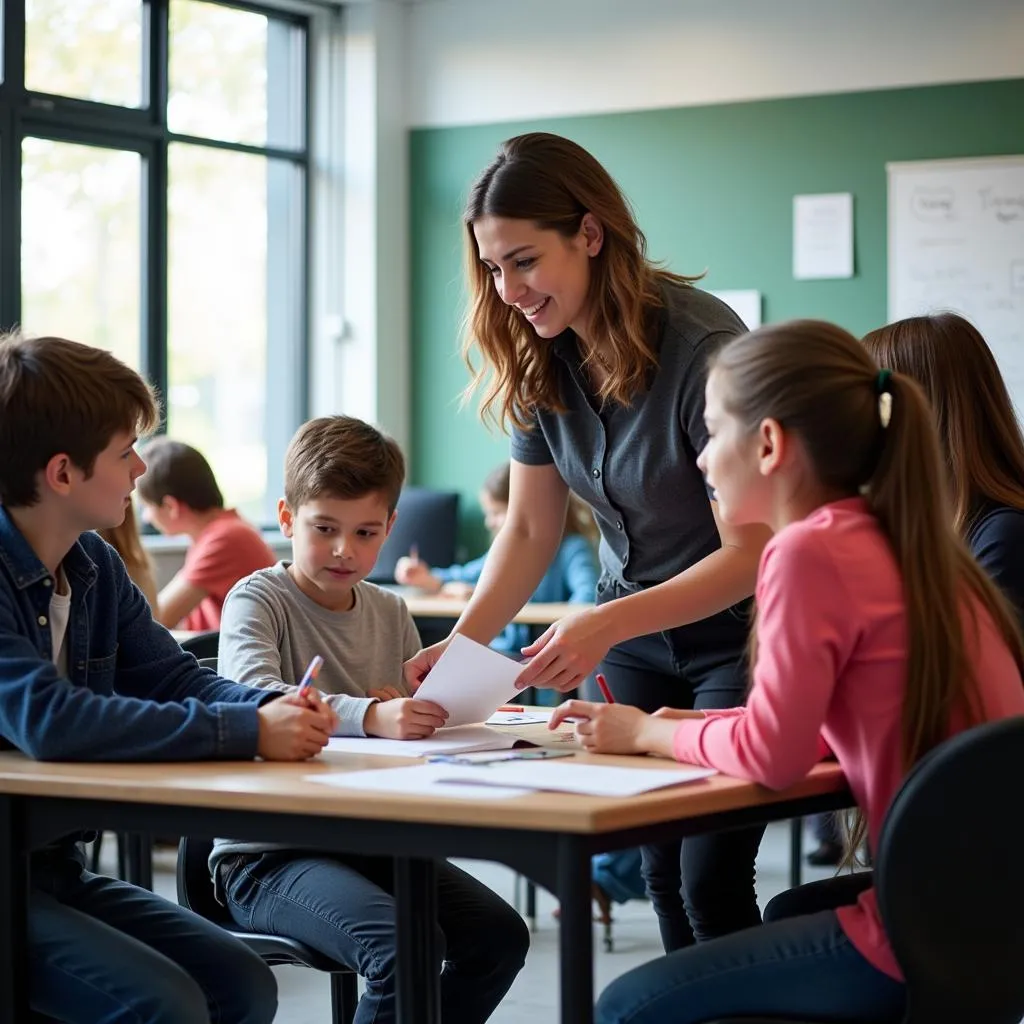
[550,319,1024,1023]
[404,132,771,950]
[864,312,1024,627]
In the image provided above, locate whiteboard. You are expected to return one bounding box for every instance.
[888,155,1024,416]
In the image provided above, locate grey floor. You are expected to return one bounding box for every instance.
[137,820,842,1023]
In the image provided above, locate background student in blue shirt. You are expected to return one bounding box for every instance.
[395,460,600,658]
[0,332,335,1024]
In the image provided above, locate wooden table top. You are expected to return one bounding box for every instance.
[0,721,846,835]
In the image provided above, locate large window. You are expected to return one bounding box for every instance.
[1,0,311,522]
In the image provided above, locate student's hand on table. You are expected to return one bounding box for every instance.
[440,581,475,599]
[257,692,335,760]
[364,698,449,740]
[395,556,441,592]
[515,608,613,692]
[403,638,451,692]
[548,700,651,754]
[367,686,404,701]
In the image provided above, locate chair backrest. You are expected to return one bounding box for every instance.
[179,630,220,662]
[176,835,232,926]
[368,487,460,583]
[876,715,1024,1024]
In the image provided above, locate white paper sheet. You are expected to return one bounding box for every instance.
[430,761,717,797]
[793,192,854,279]
[414,634,522,726]
[321,725,520,760]
[307,764,531,800]
[708,289,762,329]
[485,710,552,726]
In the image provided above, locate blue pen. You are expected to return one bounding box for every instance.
[297,655,324,695]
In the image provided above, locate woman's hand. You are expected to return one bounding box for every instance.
[548,700,650,754]
[440,581,475,600]
[514,607,614,692]
[403,638,451,692]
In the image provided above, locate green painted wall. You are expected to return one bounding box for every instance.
[410,78,1024,555]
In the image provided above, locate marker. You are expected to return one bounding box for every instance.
[595,673,615,704]
[498,705,525,712]
[297,655,324,695]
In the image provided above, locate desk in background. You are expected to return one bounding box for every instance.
[0,718,849,1024]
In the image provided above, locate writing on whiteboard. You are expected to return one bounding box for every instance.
[889,157,1024,418]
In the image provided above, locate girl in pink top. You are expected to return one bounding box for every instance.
[550,319,1024,1024]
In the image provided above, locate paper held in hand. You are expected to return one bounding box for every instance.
[414,633,522,727]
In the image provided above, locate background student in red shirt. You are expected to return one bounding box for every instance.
[138,438,275,631]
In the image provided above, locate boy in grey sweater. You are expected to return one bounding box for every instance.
[212,415,528,1024]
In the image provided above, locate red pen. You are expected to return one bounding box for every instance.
[595,673,615,704]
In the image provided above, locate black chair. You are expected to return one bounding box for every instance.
[710,715,1024,1024]
[176,836,359,1024]
[179,629,221,662]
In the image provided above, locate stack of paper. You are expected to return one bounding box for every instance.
[308,761,716,799]
[321,724,532,760]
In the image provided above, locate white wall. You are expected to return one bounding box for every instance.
[405,0,1024,128]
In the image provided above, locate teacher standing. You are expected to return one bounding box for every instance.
[405,132,770,949]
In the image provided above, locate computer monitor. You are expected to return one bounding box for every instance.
[369,487,460,583]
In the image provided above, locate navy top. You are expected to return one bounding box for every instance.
[966,502,1024,633]
[0,506,271,762]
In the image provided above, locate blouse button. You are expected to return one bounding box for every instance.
[591,468,601,479]
[615,520,623,530]
[42,578,52,588]
[37,615,48,626]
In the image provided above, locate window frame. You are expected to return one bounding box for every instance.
[0,0,315,524]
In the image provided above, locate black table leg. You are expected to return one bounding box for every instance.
[558,835,593,1023]
[394,856,440,1024]
[125,833,154,891]
[789,818,803,890]
[525,877,537,929]
[0,796,30,1023]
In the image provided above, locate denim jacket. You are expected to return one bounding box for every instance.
[0,506,271,762]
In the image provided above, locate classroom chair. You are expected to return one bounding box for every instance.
[179,629,221,662]
[176,836,359,1024]
[709,714,1024,1024]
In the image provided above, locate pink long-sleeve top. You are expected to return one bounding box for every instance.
[673,497,1024,981]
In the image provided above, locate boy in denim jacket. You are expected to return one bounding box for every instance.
[0,333,335,1024]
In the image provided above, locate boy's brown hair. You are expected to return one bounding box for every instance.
[136,438,224,512]
[284,415,405,513]
[0,331,159,507]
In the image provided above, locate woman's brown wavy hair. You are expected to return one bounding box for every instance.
[863,313,1024,533]
[462,132,701,430]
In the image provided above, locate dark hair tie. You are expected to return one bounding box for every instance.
[876,368,893,394]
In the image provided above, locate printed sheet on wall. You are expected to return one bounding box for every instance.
[888,155,1024,417]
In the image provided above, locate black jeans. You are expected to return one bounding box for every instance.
[582,574,765,952]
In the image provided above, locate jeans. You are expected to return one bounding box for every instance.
[29,846,277,1024]
[596,876,904,1024]
[583,575,764,952]
[222,851,529,1024]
